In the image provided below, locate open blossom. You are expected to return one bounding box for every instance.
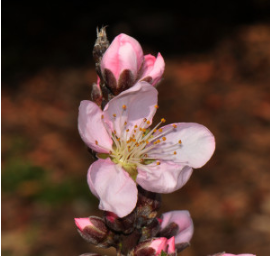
[100,33,165,94]
[159,210,194,249]
[78,81,215,217]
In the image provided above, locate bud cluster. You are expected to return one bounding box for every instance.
[75,186,193,255]
[91,27,165,108]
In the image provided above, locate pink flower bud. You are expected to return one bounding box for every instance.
[133,237,176,256]
[100,33,165,95]
[104,211,136,234]
[74,216,113,247]
[100,33,144,94]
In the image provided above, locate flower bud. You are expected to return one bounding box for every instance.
[74,216,114,248]
[132,237,176,256]
[100,33,165,95]
[136,186,161,227]
[104,211,136,234]
[158,210,194,252]
[91,78,102,107]
[93,27,110,78]
[139,218,160,242]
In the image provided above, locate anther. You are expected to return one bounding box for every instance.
[122,105,127,110]
[101,115,104,119]
[95,140,98,145]
[113,114,116,118]
[156,161,161,165]
[172,124,177,129]
[162,137,166,141]
[143,118,147,122]
[178,140,182,144]
[147,120,151,125]
[155,105,159,109]
[161,118,166,123]
[158,128,163,132]
[173,151,177,155]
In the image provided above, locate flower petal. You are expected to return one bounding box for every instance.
[78,100,112,153]
[87,158,138,218]
[140,53,165,86]
[103,81,158,138]
[154,122,215,168]
[136,161,193,193]
[160,210,194,245]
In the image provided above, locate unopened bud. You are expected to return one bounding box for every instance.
[140,218,160,242]
[131,237,176,256]
[74,216,114,247]
[93,27,109,78]
[136,186,161,227]
[104,211,136,234]
[91,81,102,107]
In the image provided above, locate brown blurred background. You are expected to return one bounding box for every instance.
[2,0,270,255]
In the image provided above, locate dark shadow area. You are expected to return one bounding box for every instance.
[2,0,270,85]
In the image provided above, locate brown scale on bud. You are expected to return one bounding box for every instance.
[91,82,103,107]
[93,27,109,78]
[104,210,136,235]
[139,218,161,242]
[136,186,162,227]
[76,216,115,248]
[92,27,113,108]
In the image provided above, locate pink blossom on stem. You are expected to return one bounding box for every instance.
[159,210,194,246]
[100,33,165,94]
[78,81,215,217]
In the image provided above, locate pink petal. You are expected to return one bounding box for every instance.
[101,33,144,80]
[74,217,92,231]
[149,237,167,255]
[78,100,112,153]
[167,236,176,254]
[160,210,194,245]
[157,122,215,168]
[103,81,158,138]
[87,158,138,218]
[136,161,193,193]
[140,53,165,86]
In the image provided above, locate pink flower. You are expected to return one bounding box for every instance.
[159,210,194,247]
[78,81,215,217]
[100,33,165,94]
[149,237,176,255]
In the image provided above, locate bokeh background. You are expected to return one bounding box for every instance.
[2,0,270,255]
